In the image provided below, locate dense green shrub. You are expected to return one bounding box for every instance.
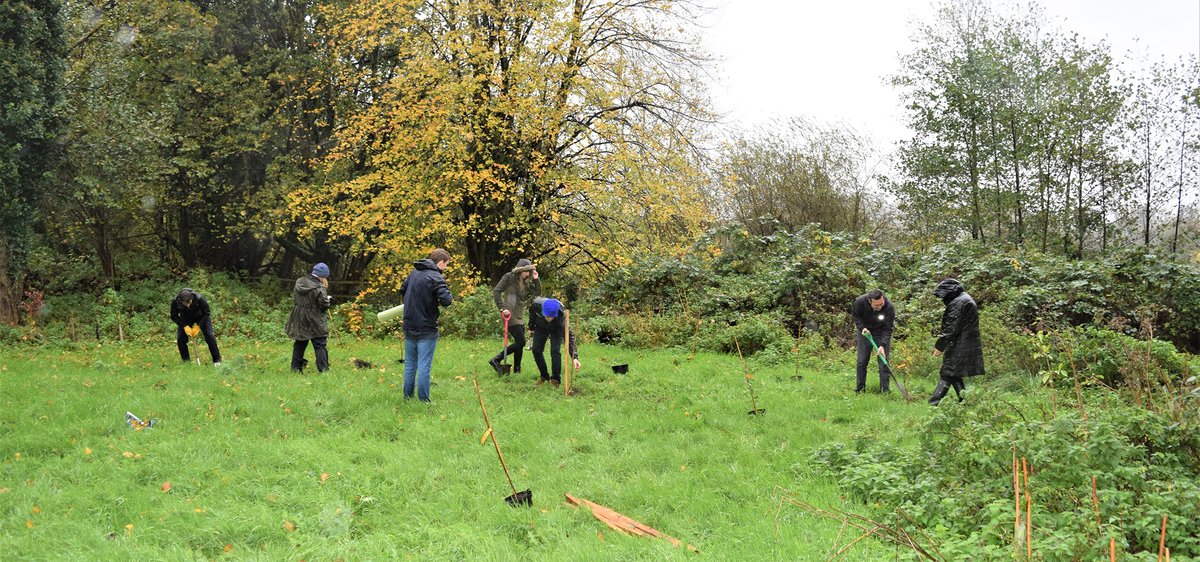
[584,223,1200,361]
[11,268,289,344]
[439,287,503,340]
[814,389,1200,559]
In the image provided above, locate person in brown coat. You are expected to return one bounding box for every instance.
[286,262,332,373]
[489,258,541,374]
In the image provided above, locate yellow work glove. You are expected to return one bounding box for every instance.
[184,324,200,337]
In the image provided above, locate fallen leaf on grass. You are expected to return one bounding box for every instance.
[454,376,466,381]
[122,451,133,458]
[283,520,297,532]
[32,505,40,514]
[83,447,92,455]
[161,481,172,492]
[26,520,33,529]
[224,544,233,553]
[320,472,330,483]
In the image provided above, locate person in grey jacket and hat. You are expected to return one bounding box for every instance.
[286,262,332,373]
[489,258,541,374]
[929,278,985,405]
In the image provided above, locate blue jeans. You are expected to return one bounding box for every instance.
[404,333,439,401]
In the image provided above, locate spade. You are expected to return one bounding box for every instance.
[472,378,530,507]
[864,331,911,401]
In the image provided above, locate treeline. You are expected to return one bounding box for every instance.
[1,0,1198,327]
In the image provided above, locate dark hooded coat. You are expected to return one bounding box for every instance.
[170,289,212,327]
[285,274,330,340]
[933,279,985,378]
[400,258,454,337]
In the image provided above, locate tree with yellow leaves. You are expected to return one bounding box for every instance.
[287,0,714,286]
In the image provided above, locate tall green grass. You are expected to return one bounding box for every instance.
[1,338,926,559]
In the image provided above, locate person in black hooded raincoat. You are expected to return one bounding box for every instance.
[929,278,985,405]
[286,262,332,373]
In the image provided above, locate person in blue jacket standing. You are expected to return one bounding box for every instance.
[400,248,454,402]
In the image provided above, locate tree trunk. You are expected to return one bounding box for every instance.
[1173,116,1187,254]
[1144,121,1152,247]
[0,239,19,325]
[1010,119,1024,245]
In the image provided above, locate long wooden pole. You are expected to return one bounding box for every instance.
[1159,514,1168,562]
[1024,458,1032,560]
[563,309,572,396]
[473,378,518,496]
[1013,447,1022,555]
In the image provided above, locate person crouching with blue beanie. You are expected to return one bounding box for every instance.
[528,298,579,387]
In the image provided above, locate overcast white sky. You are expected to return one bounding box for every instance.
[702,0,1200,152]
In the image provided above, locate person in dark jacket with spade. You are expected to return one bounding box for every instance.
[929,278,985,405]
[170,288,222,366]
[851,288,895,393]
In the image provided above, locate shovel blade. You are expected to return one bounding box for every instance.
[505,489,532,507]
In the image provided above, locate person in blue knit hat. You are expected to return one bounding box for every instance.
[527,297,580,387]
[286,262,332,372]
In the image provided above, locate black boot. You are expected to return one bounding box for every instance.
[950,377,966,402]
[928,379,951,406]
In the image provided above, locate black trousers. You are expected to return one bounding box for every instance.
[855,332,891,392]
[176,318,221,363]
[531,329,563,381]
[493,324,525,372]
[928,376,966,405]
[292,337,329,372]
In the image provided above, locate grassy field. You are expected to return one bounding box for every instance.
[0,336,929,560]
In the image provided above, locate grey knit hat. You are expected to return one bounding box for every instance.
[512,259,535,273]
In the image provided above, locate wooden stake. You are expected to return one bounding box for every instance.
[1013,447,1022,554]
[1110,538,1116,562]
[1159,514,1168,562]
[1023,458,1032,560]
[733,336,760,413]
[563,309,572,396]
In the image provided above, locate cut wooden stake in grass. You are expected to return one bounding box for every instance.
[1012,446,1022,555]
[1023,458,1032,560]
[1159,514,1168,562]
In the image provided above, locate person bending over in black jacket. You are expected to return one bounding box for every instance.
[170,288,222,366]
[528,298,579,387]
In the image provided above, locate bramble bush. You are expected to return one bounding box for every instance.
[813,388,1200,559]
[581,222,1200,364]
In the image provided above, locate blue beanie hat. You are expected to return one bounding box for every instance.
[311,262,330,278]
[542,298,561,318]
